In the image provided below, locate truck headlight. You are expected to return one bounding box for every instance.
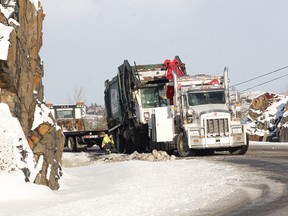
[187,117,193,123]
[144,112,150,121]
[232,127,242,134]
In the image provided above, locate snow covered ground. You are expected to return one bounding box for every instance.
[0,101,286,216]
[0,147,285,216]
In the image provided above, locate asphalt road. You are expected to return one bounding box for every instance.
[216,142,288,216]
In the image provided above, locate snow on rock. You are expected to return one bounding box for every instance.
[29,0,41,11]
[0,0,41,20]
[8,17,20,26]
[0,0,16,19]
[0,103,37,181]
[31,103,54,130]
[0,23,13,60]
[245,92,288,141]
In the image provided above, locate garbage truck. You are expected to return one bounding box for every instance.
[104,57,249,156]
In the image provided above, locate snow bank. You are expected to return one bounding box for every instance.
[0,103,37,181]
[0,157,283,216]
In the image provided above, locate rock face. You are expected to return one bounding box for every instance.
[278,102,288,142]
[0,1,63,190]
[246,92,288,142]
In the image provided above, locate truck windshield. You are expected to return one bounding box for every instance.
[188,91,225,106]
[56,110,73,119]
[141,87,167,108]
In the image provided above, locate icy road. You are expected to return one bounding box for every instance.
[1,142,288,216]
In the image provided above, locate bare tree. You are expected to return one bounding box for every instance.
[67,86,86,104]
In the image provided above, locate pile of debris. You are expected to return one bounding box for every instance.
[62,150,177,168]
[99,150,176,163]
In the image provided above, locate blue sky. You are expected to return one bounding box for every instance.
[40,0,288,105]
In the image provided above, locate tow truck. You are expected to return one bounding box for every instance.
[104,57,248,156]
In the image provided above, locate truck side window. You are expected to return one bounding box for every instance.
[141,87,164,108]
[188,94,199,106]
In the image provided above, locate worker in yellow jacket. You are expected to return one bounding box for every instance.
[101,132,117,154]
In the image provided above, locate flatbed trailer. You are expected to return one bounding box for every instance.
[63,130,107,151]
[48,103,107,151]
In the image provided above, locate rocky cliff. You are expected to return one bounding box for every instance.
[246,92,288,142]
[0,0,63,190]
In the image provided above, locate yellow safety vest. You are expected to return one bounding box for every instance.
[101,134,114,148]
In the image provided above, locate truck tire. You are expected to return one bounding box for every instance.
[176,132,191,157]
[67,136,76,152]
[229,144,248,155]
[229,134,249,155]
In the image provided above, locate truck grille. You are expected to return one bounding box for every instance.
[206,118,229,136]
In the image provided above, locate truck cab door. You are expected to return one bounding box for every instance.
[150,106,174,142]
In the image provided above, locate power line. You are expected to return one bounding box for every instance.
[231,65,288,88]
[240,73,288,93]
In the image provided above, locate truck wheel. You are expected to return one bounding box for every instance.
[229,134,249,155]
[229,145,248,155]
[176,132,191,157]
[67,136,76,152]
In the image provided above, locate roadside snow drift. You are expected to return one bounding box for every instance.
[0,103,37,181]
[0,152,284,216]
